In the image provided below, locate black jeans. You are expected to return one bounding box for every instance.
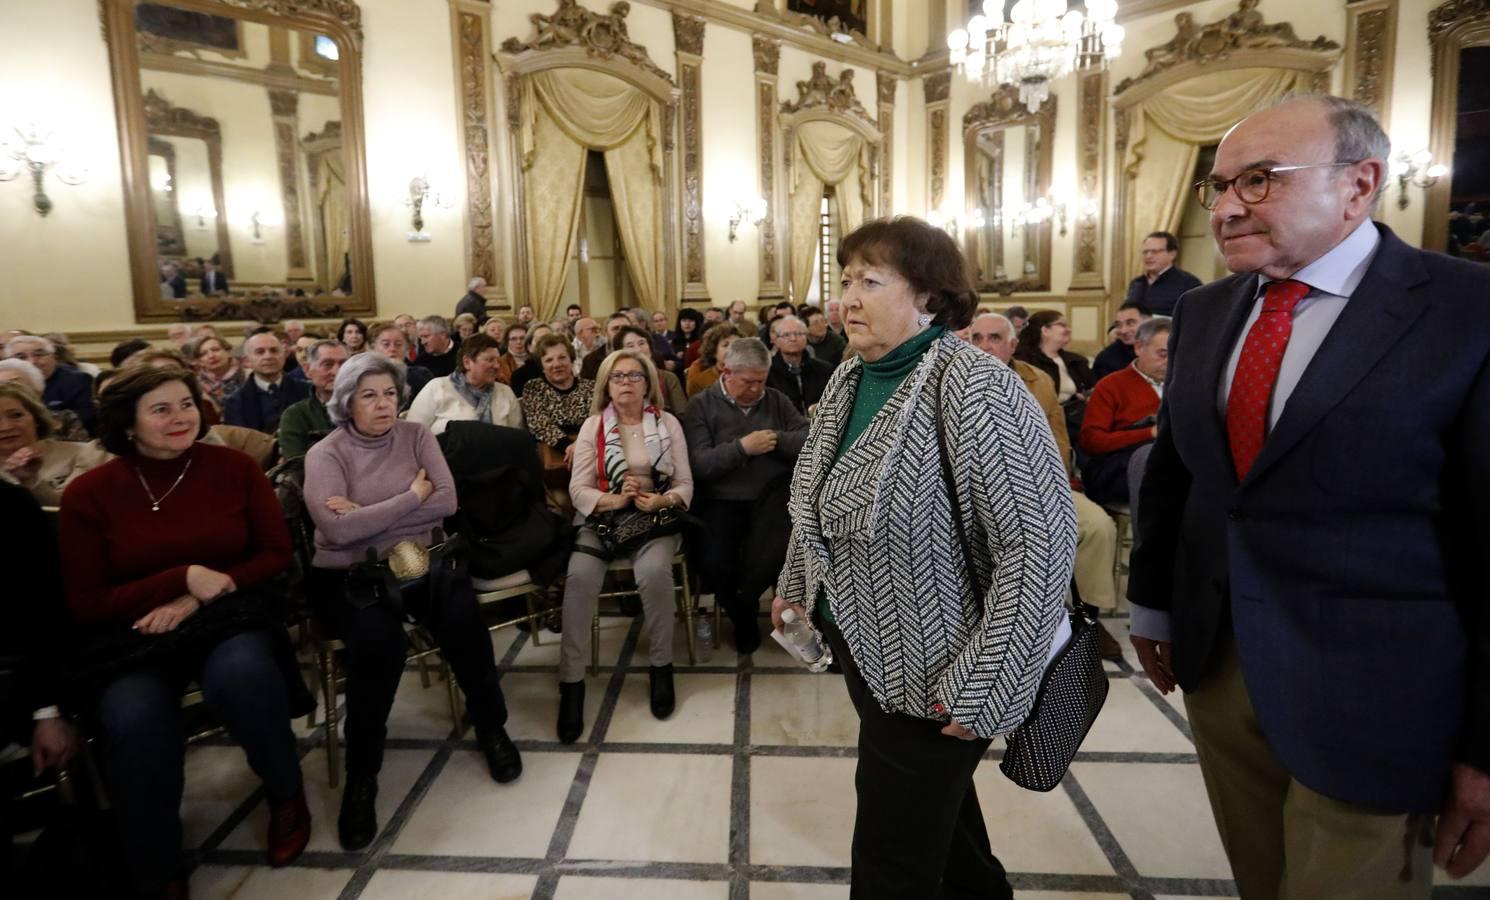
[310,567,508,779]
[818,615,1012,900]
[93,630,303,893]
[696,482,790,629]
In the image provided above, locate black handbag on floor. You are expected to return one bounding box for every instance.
[934,363,1109,792]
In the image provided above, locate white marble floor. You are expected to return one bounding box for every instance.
[104,610,1490,899]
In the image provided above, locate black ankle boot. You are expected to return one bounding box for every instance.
[731,617,762,655]
[477,726,523,783]
[649,664,675,720]
[557,680,585,744]
[337,773,379,851]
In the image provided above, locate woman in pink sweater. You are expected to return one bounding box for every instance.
[303,353,520,852]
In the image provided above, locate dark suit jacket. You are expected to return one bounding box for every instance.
[767,354,831,415]
[43,366,96,434]
[222,375,310,434]
[1128,224,1490,812]
[1091,340,1135,381]
[201,271,230,295]
[1123,266,1203,316]
[454,291,488,324]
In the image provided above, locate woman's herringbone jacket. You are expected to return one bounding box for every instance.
[777,332,1077,739]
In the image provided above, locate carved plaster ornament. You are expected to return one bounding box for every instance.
[501,0,672,85]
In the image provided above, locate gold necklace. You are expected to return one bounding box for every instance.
[135,457,193,512]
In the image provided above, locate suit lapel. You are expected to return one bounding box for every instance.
[1175,274,1257,486]
[1242,228,1431,488]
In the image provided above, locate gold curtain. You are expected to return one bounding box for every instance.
[314,150,348,291]
[519,69,665,318]
[1122,67,1316,279]
[788,121,870,302]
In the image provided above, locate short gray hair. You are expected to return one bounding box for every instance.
[327,352,407,426]
[1136,316,1172,347]
[0,358,46,393]
[307,339,346,364]
[418,315,450,335]
[4,335,53,357]
[972,312,1013,336]
[770,315,804,338]
[467,277,486,292]
[1267,93,1391,202]
[722,337,771,371]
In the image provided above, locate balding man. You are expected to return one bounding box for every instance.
[965,313,1121,659]
[1129,95,1490,894]
[223,328,310,432]
[166,323,191,349]
[456,277,490,324]
[766,315,830,415]
[572,317,602,359]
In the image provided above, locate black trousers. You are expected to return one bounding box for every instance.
[696,481,790,629]
[818,615,1012,900]
[310,567,507,779]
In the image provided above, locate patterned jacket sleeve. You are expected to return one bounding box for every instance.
[521,382,565,448]
[935,353,1076,737]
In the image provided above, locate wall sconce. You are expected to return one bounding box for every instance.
[404,175,454,243]
[193,204,218,230]
[250,210,266,244]
[1390,149,1447,211]
[728,197,768,242]
[0,124,87,217]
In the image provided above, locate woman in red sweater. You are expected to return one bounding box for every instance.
[58,367,310,899]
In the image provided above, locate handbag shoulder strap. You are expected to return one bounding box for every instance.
[934,357,985,608]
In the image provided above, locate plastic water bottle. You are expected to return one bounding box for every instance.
[694,613,713,663]
[780,608,833,673]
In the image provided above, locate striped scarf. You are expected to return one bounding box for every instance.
[594,404,673,494]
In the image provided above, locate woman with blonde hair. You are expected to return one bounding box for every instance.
[0,382,110,505]
[555,348,693,743]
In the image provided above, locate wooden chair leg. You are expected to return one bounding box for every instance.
[590,607,601,677]
[320,645,341,789]
[677,559,697,666]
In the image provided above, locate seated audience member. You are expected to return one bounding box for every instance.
[224,329,311,433]
[671,308,704,367]
[572,317,604,361]
[685,323,746,397]
[201,258,229,295]
[278,339,349,461]
[1123,230,1202,316]
[614,326,686,412]
[453,313,479,342]
[509,323,553,397]
[0,358,89,441]
[682,338,807,652]
[647,311,680,372]
[284,321,305,345]
[1078,317,1169,506]
[702,307,725,329]
[408,333,522,435]
[579,313,631,380]
[44,333,100,377]
[0,382,110,505]
[371,325,431,399]
[556,349,693,742]
[481,316,506,343]
[455,277,491,324]
[130,348,223,426]
[804,308,845,367]
[1014,311,1096,440]
[6,335,96,436]
[497,323,529,386]
[167,323,191,348]
[521,334,593,479]
[516,304,535,326]
[110,339,153,368]
[1004,305,1030,334]
[304,354,521,849]
[277,330,302,377]
[757,301,794,343]
[415,316,460,378]
[392,314,420,364]
[292,334,318,372]
[187,335,245,411]
[1092,301,1152,381]
[766,315,831,415]
[337,317,369,355]
[161,262,187,299]
[566,303,583,325]
[965,313,1123,659]
[58,366,313,895]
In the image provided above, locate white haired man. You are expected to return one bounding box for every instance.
[456,278,490,325]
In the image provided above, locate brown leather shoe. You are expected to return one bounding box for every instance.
[266,788,312,867]
[1097,622,1124,662]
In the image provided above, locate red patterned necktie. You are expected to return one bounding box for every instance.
[1225,278,1310,480]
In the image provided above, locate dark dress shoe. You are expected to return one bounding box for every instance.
[337,774,379,851]
[732,618,762,655]
[649,664,675,720]
[557,680,585,744]
[478,726,523,783]
[266,787,312,867]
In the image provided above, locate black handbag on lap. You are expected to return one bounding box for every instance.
[933,364,1109,792]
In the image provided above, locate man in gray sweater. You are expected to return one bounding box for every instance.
[682,338,810,653]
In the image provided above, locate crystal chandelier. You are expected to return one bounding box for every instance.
[948,0,1125,113]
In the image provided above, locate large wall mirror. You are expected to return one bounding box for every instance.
[101,0,374,322]
[962,85,1054,294]
[1426,2,1490,263]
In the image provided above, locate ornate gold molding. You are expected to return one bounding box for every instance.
[925,71,952,213]
[206,0,362,37]
[1344,1,1397,132]
[752,32,781,76]
[1113,0,1340,96]
[876,70,895,217]
[780,62,874,125]
[266,88,310,277]
[455,6,499,292]
[755,34,782,299]
[142,89,235,278]
[1072,70,1104,291]
[923,69,952,104]
[1425,0,1490,250]
[499,0,673,86]
[1429,0,1490,41]
[674,11,707,300]
[180,296,345,322]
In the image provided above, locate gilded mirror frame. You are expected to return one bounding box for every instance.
[100,0,375,323]
[962,85,1055,295]
[1424,0,1490,253]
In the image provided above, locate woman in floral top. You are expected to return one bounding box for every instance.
[520,334,594,469]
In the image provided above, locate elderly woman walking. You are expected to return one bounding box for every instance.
[772,217,1076,899]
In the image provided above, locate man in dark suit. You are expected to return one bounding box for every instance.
[161,262,187,299]
[1123,231,1202,316]
[455,277,490,325]
[223,328,310,433]
[1128,95,1490,896]
[201,259,230,295]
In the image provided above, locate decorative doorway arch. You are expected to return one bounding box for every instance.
[778,62,883,304]
[499,0,680,319]
[1109,1,1340,308]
